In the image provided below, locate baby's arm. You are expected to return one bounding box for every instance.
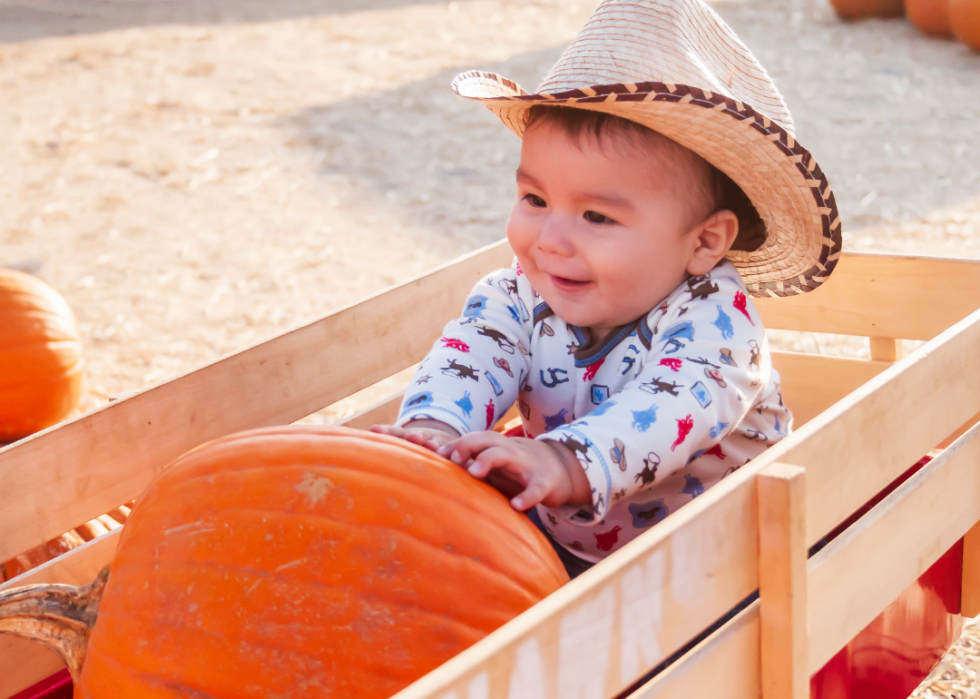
[373,266,531,447]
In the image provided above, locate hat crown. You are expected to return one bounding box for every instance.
[537,0,794,134]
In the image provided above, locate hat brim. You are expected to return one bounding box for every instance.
[452,70,842,298]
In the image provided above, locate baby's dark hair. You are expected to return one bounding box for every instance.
[524,106,766,252]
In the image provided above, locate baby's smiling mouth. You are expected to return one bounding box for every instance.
[549,274,591,291]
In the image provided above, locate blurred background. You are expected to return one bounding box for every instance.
[0,0,978,694]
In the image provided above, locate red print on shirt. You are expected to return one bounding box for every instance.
[672,415,694,451]
[595,526,622,552]
[705,443,726,460]
[583,358,604,381]
[733,291,755,326]
[659,358,683,372]
[440,337,470,352]
[515,262,523,276]
[485,399,495,429]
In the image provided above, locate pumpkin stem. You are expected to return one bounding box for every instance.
[0,566,108,681]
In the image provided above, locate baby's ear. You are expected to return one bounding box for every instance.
[687,209,739,277]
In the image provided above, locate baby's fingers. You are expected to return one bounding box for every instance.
[438,431,509,467]
[511,477,551,511]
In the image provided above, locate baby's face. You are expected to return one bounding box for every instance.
[507,121,707,337]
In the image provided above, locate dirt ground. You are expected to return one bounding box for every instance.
[1,0,979,694]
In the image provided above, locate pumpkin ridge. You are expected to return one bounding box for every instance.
[132,479,565,593]
[83,650,230,699]
[146,449,562,576]
[0,363,85,389]
[115,509,550,609]
[302,465,575,576]
[90,600,456,697]
[0,338,84,352]
[96,586,487,656]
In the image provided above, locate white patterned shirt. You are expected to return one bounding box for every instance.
[395,260,791,561]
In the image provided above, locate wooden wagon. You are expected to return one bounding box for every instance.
[3,241,980,699]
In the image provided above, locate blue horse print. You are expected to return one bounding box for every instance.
[592,399,617,417]
[454,391,473,418]
[631,404,659,433]
[713,305,735,340]
[682,474,704,498]
[543,408,571,431]
[463,294,488,319]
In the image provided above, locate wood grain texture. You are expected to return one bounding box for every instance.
[757,464,807,699]
[808,421,980,671]
[771,352,890,428]
[0,240,513,562]
[775,307,980,546]
[627,601,760,699]
[868,336,903,363]
[755,253,980,340]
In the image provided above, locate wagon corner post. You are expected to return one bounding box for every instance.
[756,463,808,699]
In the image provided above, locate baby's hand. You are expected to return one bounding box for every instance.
[371,420,460,453]
[438,431,591,512]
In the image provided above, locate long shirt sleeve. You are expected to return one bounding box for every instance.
[395,260,791,562]
[395,266,533,435]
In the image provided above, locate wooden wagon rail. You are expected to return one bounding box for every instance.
[2,243,980,697]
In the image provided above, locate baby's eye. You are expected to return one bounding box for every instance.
[584,210,614,225]
[524,194,547,208]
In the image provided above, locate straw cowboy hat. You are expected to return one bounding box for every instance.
[451,0,842,298]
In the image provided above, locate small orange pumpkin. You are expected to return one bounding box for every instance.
[0,269,84,441]
[0,426,569,697]
[830,0,905,20]
[908,0,953,36]
[1,530,86,581]
[950,0,980,50]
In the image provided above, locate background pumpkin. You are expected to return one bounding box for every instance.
[829,0,905,20]
[1,426,569,698]
[0,530,86,581]
[0,269,84,442]
[907,0,953,35]
[950,0,980,50]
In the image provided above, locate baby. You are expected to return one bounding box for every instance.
[374,0,841,578]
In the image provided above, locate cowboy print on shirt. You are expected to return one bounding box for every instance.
[396,260,791,562]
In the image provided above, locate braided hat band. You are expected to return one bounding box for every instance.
[451,0,842,298]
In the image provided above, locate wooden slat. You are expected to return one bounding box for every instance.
[771,352,890,428]
[0,240,513,562]
[628,602,760,699]
[807,421,980,672]
[390,472,759,699]
[757,464,807,699]
[336,392,403,430]
[770,307,980,546]
[0,531,120,697]
[868,337,903,363]
[755,253,980,340]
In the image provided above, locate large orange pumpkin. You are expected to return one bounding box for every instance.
[907,0,953,36]
[829,0,905,20]
[950,0,980,50]
[0,269,84,441]
[0,426,569,697]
